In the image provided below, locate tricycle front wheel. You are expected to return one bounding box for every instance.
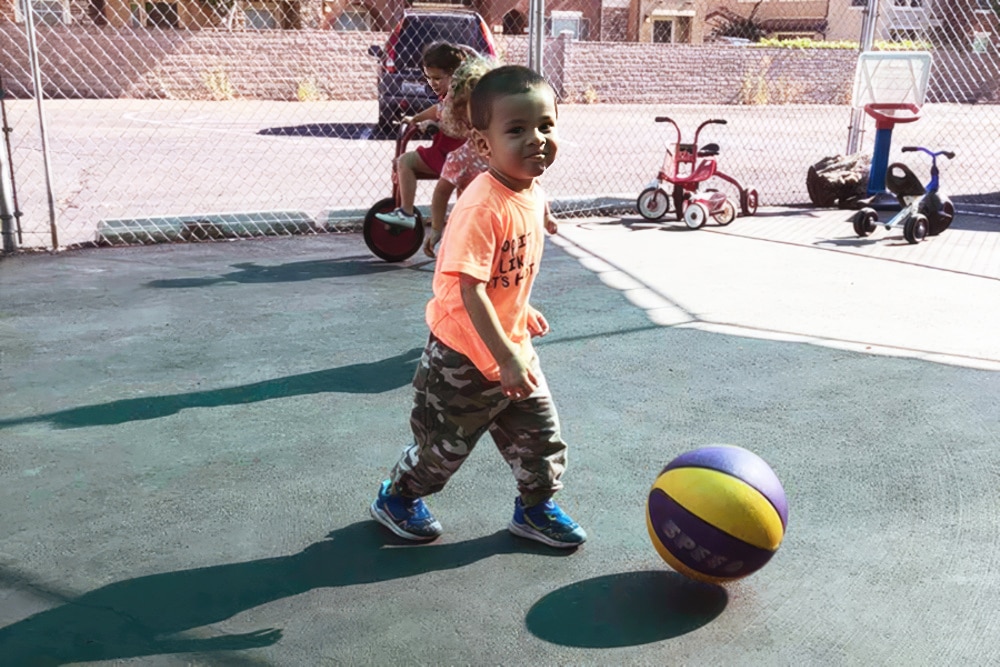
[637,187,670,221]
[684,202,709,229]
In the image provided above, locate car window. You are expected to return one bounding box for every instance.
[394,17,487,73]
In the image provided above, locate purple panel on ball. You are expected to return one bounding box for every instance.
[663,445,788,529]
[648,488,776,579]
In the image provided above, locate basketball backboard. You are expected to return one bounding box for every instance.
[851,52,933,108]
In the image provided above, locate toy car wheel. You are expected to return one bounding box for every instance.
[903,213,928,244]
[684,202,708,230]
[363,197,425,262]
[714,199,737,226]
[852,209,878,237]
[637,187,669,221]
[742,188,759,216]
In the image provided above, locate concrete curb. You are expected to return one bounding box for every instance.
[94,198,638,246]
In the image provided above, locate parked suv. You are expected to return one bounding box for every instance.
[368,9,497,137]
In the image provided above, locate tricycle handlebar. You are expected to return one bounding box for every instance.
[901,146,955,160]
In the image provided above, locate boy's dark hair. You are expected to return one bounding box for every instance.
[421,42,469,73]
[469,65,555,131]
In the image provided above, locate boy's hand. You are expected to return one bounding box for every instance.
[527,308,550,338]
[499,351,538,401]
[423,228,443,258]
[544,217,559,235]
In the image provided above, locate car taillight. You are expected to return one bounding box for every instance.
[480,20,497,57]
[384,24,402,73]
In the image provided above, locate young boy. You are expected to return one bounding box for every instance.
[369,65,586,549]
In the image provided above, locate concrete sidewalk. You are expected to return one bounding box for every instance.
[1,207,998,666]
[555,206,1000,371]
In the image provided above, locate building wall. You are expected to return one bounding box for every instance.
[1,23,994,103]
[559,40,858,103]
[826,0,865,42]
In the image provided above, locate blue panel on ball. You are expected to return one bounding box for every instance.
[648,488,776,580]
[663,445,788,529]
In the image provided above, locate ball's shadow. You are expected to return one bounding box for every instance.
[525,570,727,648]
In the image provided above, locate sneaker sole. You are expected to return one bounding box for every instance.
[369,502,440,542]
[508,520,585,549]
[374,218,416,230]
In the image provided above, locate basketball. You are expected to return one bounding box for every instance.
[646,444,788,584]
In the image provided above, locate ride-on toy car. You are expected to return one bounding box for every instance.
[636,117,758,229]
[849,146,955,245]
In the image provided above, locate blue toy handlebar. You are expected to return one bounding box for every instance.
[899,146,955,193]
[901,146,956,160]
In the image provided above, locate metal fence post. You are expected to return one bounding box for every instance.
[21,0,60,249]
[846,0,881,155]
[1,74,19,253]
[527,0,545,75]
[1,133,17,254]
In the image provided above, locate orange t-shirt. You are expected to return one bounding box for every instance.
[425,172,546,381]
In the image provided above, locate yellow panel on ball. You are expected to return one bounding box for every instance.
[656,467,784,551]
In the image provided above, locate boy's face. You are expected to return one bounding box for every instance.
[473,85,558,192]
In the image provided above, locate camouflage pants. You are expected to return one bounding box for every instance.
[390,334,568,508]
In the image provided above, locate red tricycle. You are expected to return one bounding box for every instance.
[636,117,758,229]
[363,122,437,262]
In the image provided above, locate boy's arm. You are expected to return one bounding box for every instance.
[544,201,559,235]
[459,273,538,398]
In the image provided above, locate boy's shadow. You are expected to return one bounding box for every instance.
[0,522,570,666]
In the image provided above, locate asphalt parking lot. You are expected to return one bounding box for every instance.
[1,207,999,665]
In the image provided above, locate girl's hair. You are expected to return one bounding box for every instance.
[421,41,471,73]
[447,55,499,127]
[469,65,554,131]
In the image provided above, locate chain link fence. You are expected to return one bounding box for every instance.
[1,0,998,251]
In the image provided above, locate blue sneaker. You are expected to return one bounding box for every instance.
[370,480,442,541]
[508,497,587,548]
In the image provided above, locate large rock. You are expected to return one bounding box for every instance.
[806,153,871,208]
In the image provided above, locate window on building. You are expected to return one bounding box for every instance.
[893,0,922,7]
[652,19,673,43]
[131,2,178,28]
[88,0,106,25]
[502,10,526,34]
[15,0,71,25]
[549,11,582,39]
[851,0,868,7]
[245,6,277,29]
[332,5,370,30]
[32,0,67,24]
[975,0,991,9]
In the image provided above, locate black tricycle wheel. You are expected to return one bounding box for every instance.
[903,213,928,245]
[363,197,425,262]
[852,208,878,238]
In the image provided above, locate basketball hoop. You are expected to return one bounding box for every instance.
[849,53,933,208]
